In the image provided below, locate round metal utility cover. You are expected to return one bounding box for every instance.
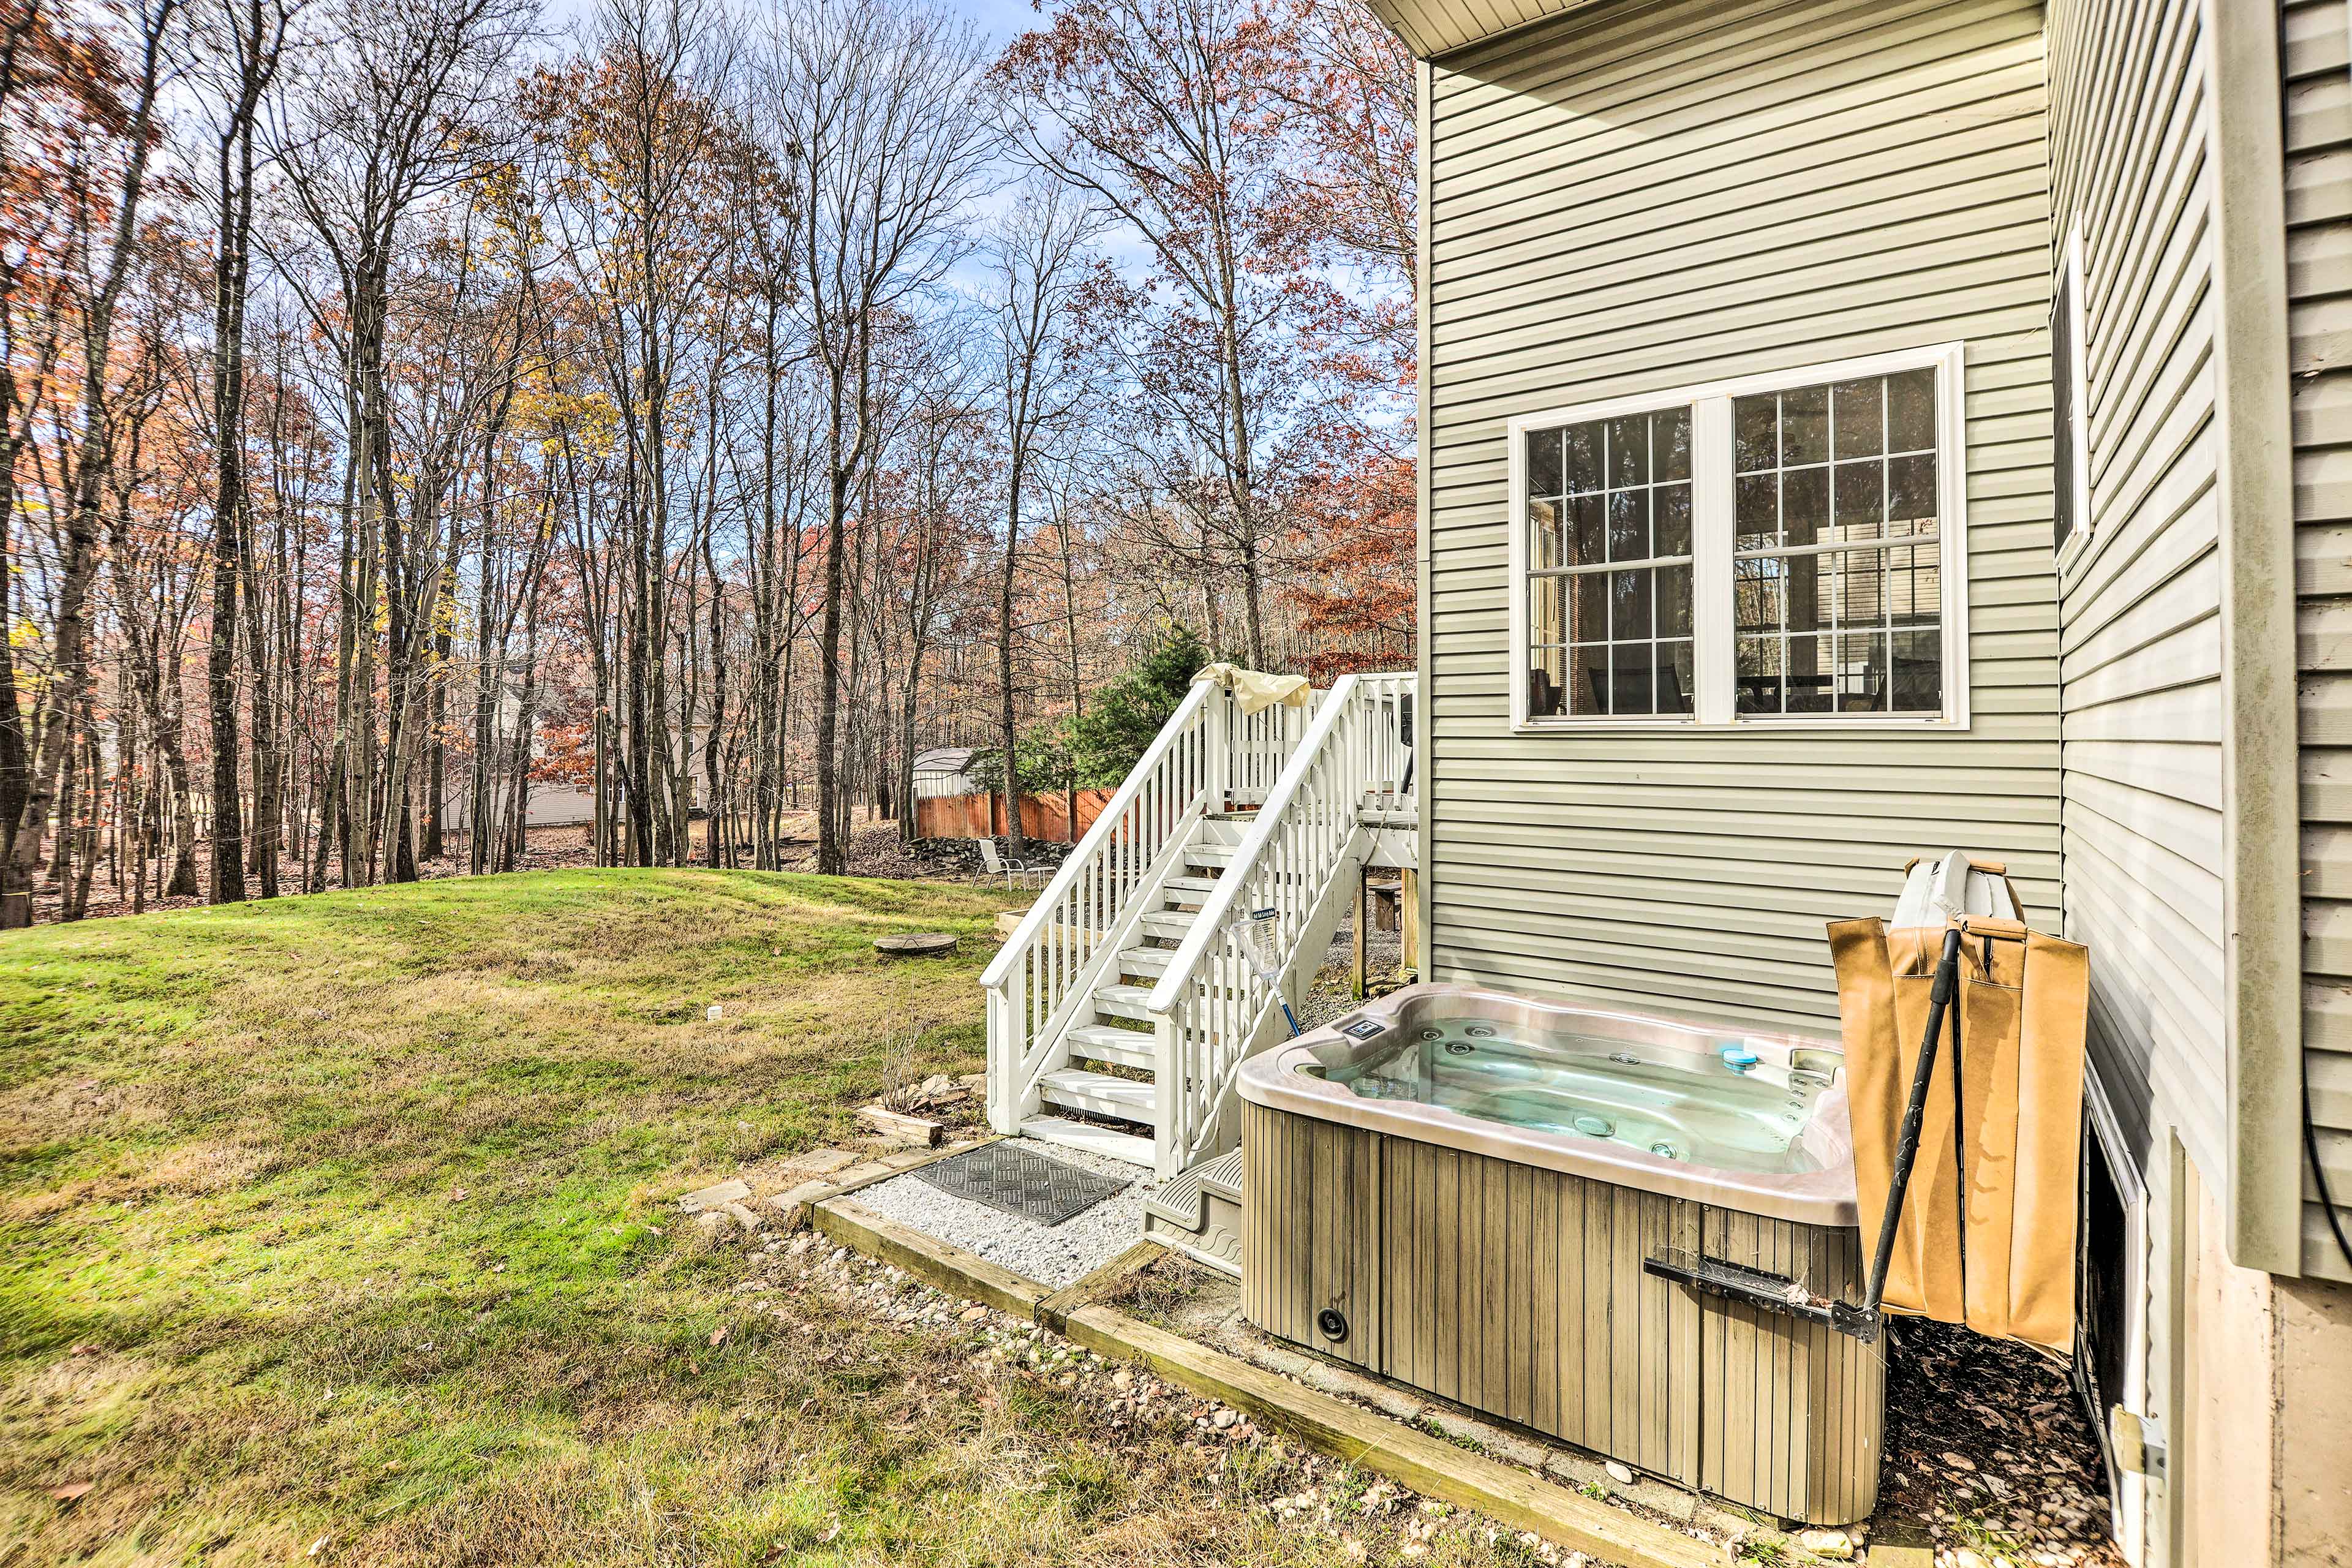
[873,932,958,958]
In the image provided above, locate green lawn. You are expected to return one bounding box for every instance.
[0,870,1531,1567]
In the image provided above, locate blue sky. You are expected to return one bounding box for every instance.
[961,0,1054,40]
[543,0,1056,45]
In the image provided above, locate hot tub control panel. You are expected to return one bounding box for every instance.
[1339,1017,1386,1041]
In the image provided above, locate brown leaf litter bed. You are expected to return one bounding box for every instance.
[1879,1318,2126,1567]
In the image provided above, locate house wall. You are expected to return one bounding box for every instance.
[2043,0,2246,1558]
[442,782,595,831]
[2043,0,2230,1236]
[1419,0,2062,1036]
[2281,0,2352,1283]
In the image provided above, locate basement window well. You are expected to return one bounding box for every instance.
[1509,343,1970,731]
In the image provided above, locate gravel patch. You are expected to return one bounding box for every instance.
[854,1141,1158,1289]
[1299,899,1409,1032]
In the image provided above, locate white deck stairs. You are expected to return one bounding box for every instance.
[984,673,1417,1181]
[1017,813,1254,1166]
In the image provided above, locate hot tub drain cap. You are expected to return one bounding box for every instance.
[1316,1307,1349,1343]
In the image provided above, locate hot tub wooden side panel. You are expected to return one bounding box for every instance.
[1694,1211,1882,1525]
[1243,1102,1382,1373]
[1241,1102,1884,1526]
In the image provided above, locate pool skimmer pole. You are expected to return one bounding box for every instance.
[1239,907,1303,1038]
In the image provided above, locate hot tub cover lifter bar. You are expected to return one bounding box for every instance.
[1642,926,1963,1344]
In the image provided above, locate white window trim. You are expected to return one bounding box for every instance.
[2055,224,2095,575]
[2082,1060,2148,1568]
[1506,341,1972,733]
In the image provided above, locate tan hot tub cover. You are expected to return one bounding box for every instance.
[1190,663,1311,714]
[1828,853,2090,1351]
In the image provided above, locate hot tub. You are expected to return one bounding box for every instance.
[1235,983,1882,1526]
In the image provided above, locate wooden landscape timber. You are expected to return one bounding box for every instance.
[856,1105,947,1147]
[809,1195,1725,1568]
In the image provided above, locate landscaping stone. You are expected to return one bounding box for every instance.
[783,1148,859,1178]
[679,1178,752,1213]
[1796,1526,1853,1559]
[722,1200,761,1233]
[1603,1461,1634,1486]
[856,1105,944,1147]
[768,1180,834,1227]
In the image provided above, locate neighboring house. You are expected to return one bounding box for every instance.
[440,779,595,833]
[987,0,2351,1558]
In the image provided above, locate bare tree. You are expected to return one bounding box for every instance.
[982,177,1096,856]
[194,0,303,902]
[270,0,530,886]
[758,0,990,874]
[996,0,1321,668]
[1,0,179,928]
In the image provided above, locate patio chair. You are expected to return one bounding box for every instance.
[977,838,1045,891]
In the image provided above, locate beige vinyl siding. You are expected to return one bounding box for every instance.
[1420,0,2060,1035]
[1361,0,1591,61]
[2283,0,2352,1283]
[2043,0,2230,1219]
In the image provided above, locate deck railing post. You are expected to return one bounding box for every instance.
[1204,688,1231,813]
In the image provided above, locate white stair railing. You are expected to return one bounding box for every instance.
[984,681,1215,1135]
[1352,672,1415,820]
[1224,694,1311,806]
[1146,673,1403,1175]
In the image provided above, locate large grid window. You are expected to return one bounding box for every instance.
[1509,345,1966,728]
[1730,370,1943,715]
[1525,408,1694,717]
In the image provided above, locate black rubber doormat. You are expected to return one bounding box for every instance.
[916,1142,1133,1226]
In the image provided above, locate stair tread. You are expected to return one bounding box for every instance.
[1067,1023,1154,1066]
[1042,1066,1156,1106]
[1021,1116,1155,1168]
[1095,982,1154,1006]
[1041,1068,1158,1125]
[1194,1147,1245,1200]
[1068,1020,1149,1044]
[1142,1147,1243,1227]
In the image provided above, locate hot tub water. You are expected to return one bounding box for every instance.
[1297,1017,1834,1175]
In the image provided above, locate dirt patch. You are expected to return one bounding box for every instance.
[34,824,598,925]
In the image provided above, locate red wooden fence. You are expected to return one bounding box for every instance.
[914,790,1114,843]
